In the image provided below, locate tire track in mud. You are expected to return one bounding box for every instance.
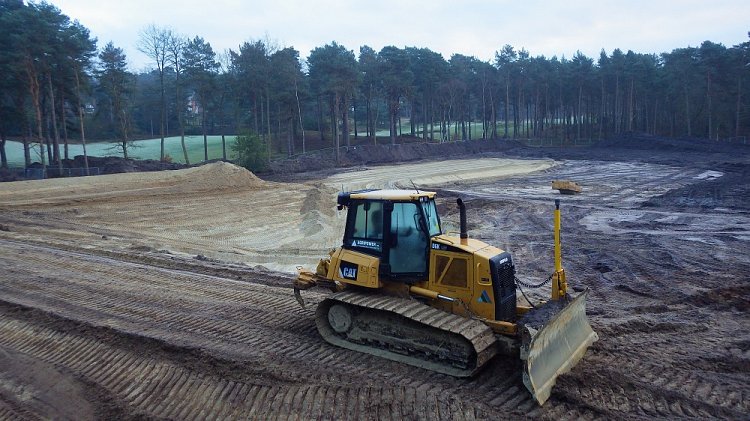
[0,308,517,420]
[0,239,548,420]
[0,400,40,421]
[557,350,748,419]
[4,238,744,419]
[440,168,750,420]
[444,160,694,205]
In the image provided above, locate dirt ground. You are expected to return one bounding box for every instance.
[0,137,748,419]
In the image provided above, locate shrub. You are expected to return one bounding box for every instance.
[232,132,269,172]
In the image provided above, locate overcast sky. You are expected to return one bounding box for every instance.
[50,0,750,71]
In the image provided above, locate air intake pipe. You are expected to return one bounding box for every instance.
[457,198,468,240]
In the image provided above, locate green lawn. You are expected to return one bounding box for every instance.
[3,135,239,167]
[3,123,541,168]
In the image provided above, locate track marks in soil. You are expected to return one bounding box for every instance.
[0,307,515,420]
[559,351,749,419]
[0,239,559,419]
[1,235,744,419]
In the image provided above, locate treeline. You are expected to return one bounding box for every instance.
[1,1,749,171]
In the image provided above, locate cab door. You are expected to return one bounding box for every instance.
[388,202,429,276]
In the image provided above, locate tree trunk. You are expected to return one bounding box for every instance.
[276,103,282,154]
[253,95,259,134]
[736,76,742,138]
[119,106,130,160]
[160,70,166,161]
[294,79,305,153]
[627,78,634,132]
[706,71,713,139]
[490,88,497,139]
[422,93,428,141]
[179,113,189,166]
[329,96,336,146]
[25,62,45,172]
[333,94,340,164]
[177,80,189,165]
[202,90,208,161]
[429,97,434,142]
[45,115,53,164]
[504,78,510,138]
[373,98,381,145]
[614,75,620,135]
[317,96,324,142]
[353,99,358,139]
[342,94,350,148]
[60,91,69,161]
[180,133,188,164]
[22,113,31,167]
[0,133,7,169]
[266,91,271,159]
[367,84,374,143]
[684,85,691,137]
[398,113,402,139]
[218,90,227,160]
[599,77,607,140]
[577,84,583,140]
[287,117,294,157]
[389,101,396,145]
[47,74,62,173]
[481,82,486,140]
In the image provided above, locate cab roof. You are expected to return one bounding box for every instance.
[338,189,436,205]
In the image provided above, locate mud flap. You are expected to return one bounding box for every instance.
[520,290,598,405]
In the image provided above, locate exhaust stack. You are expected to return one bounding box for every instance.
[457,198,468,242]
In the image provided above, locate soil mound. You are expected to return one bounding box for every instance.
[0,162,266,207]
[178,161,265,190]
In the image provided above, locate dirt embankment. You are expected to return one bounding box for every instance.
[267,138,522,175]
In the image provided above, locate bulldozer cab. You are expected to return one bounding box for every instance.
[339,190,442,280]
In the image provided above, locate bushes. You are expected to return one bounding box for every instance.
[232,132,269,172]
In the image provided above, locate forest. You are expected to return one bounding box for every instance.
[1,0,749,171]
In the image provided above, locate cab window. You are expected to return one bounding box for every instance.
[352,201,383,239]
[389,202,428,274]
[422,199,442,236]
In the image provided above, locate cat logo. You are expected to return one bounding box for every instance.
[477,290,492,304]
[339,261,358,280]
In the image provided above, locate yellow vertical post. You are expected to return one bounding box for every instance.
[554,199,562,273]
[552,199,567,300]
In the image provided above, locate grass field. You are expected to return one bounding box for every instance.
[3,136,239,167]
[3,121,533,168]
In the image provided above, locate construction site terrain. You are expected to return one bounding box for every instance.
[0,140,748,420]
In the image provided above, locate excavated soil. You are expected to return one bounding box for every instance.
[0,140,748,420]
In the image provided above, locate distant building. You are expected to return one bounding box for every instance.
[187,92,201,116]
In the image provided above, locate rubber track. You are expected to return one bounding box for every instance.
[318,291,498,376]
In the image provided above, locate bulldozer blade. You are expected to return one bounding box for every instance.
[520,289,598,405]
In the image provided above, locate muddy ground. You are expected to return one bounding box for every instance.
[0,135,748,420]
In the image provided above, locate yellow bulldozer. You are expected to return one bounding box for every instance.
[294,189,597,405]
